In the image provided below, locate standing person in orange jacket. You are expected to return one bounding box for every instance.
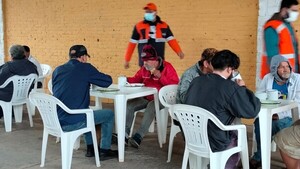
[124,2,184,69]
[260,0,299,79]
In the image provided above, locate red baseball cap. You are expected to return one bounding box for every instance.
[143,3,157,11]
[141,44,159,61]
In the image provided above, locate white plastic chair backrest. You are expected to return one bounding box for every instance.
[48,79,53,94]
[0,73,38,104]
[159,84,178,119]
[29,92,69,137]
[40,64,52,77]
[171,104,229,158]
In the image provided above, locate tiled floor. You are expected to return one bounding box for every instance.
[0,103,286,169]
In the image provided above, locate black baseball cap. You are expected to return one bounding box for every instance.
[69,45,90,58]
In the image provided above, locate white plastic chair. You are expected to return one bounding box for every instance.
[48,78,81,150]
[171,104,249,169]
[47,78,53,94]
[158,84,180,162]
[0,73,38,132]
[29,92,100,169]
[38,64,52,87]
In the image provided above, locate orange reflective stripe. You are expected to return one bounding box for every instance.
[288,58,295,71]
[260,56,270,79]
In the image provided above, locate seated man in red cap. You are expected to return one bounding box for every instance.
[125,44,179,148]
[124,2,184,69]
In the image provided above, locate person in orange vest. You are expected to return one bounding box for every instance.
[260,0,299,79]
[124,2,184,69]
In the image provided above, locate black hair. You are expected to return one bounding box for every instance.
[23,45,30,52]
[211,50,240,71]
[280,0,299,9]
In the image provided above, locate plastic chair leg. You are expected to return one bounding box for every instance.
[2,104,12,132]
[91,129,101,167]
[26,102,34,127]
[40,131,49,167]
[73,136,81,150]
[149,119,155,132]
[61,136,73,169]
[129,113,137,137]
[13,105,23,123]
[167,124,181,162]
[159,109,169,143]
[181,149,189,169]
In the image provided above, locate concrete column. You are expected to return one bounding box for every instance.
[256,0,281,88]
[0,0,4,65]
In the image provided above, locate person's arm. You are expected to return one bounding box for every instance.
[158,63,179,85]
[127,68,144,83]
[177,71,194,104]
[124,25,140,68]
[264,27,279,65]
[165,25,184,59]
[228,86,261,119]
[88,64,112,87]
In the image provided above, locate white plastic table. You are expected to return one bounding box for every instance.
[90,86,162,162]
[258,99,299,169]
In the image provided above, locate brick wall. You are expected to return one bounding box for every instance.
[3,0,259,90]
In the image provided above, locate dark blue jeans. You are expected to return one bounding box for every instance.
[62,109,114,149]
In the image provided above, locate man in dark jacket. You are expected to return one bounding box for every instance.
[52,45,117,160]
[0,44,38,119]
[185,50,261,169]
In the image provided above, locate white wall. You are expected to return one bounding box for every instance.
[0,0,4,65]
[256,0,282,88]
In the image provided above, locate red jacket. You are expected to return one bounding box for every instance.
[127,60,179,100]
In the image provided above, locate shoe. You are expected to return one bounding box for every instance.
[111,133,129,147]
[125,137,129,146]
[99,149,118,161]
[0,109,3,119]
[129,133,142,149]
[249,159,261,169]
[85,144,95,157]
[111,133,118,144]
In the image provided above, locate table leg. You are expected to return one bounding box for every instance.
[115,95,126,162]
[154,92,163,148]
[94,97,102,109]
[259,109,272,169]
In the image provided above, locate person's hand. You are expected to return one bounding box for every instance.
[152,69,161,78]
[124,61,130,69]
[177,51,184,59]
[235,79,245,86]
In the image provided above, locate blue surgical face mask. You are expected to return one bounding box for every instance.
[144,12,156,22]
